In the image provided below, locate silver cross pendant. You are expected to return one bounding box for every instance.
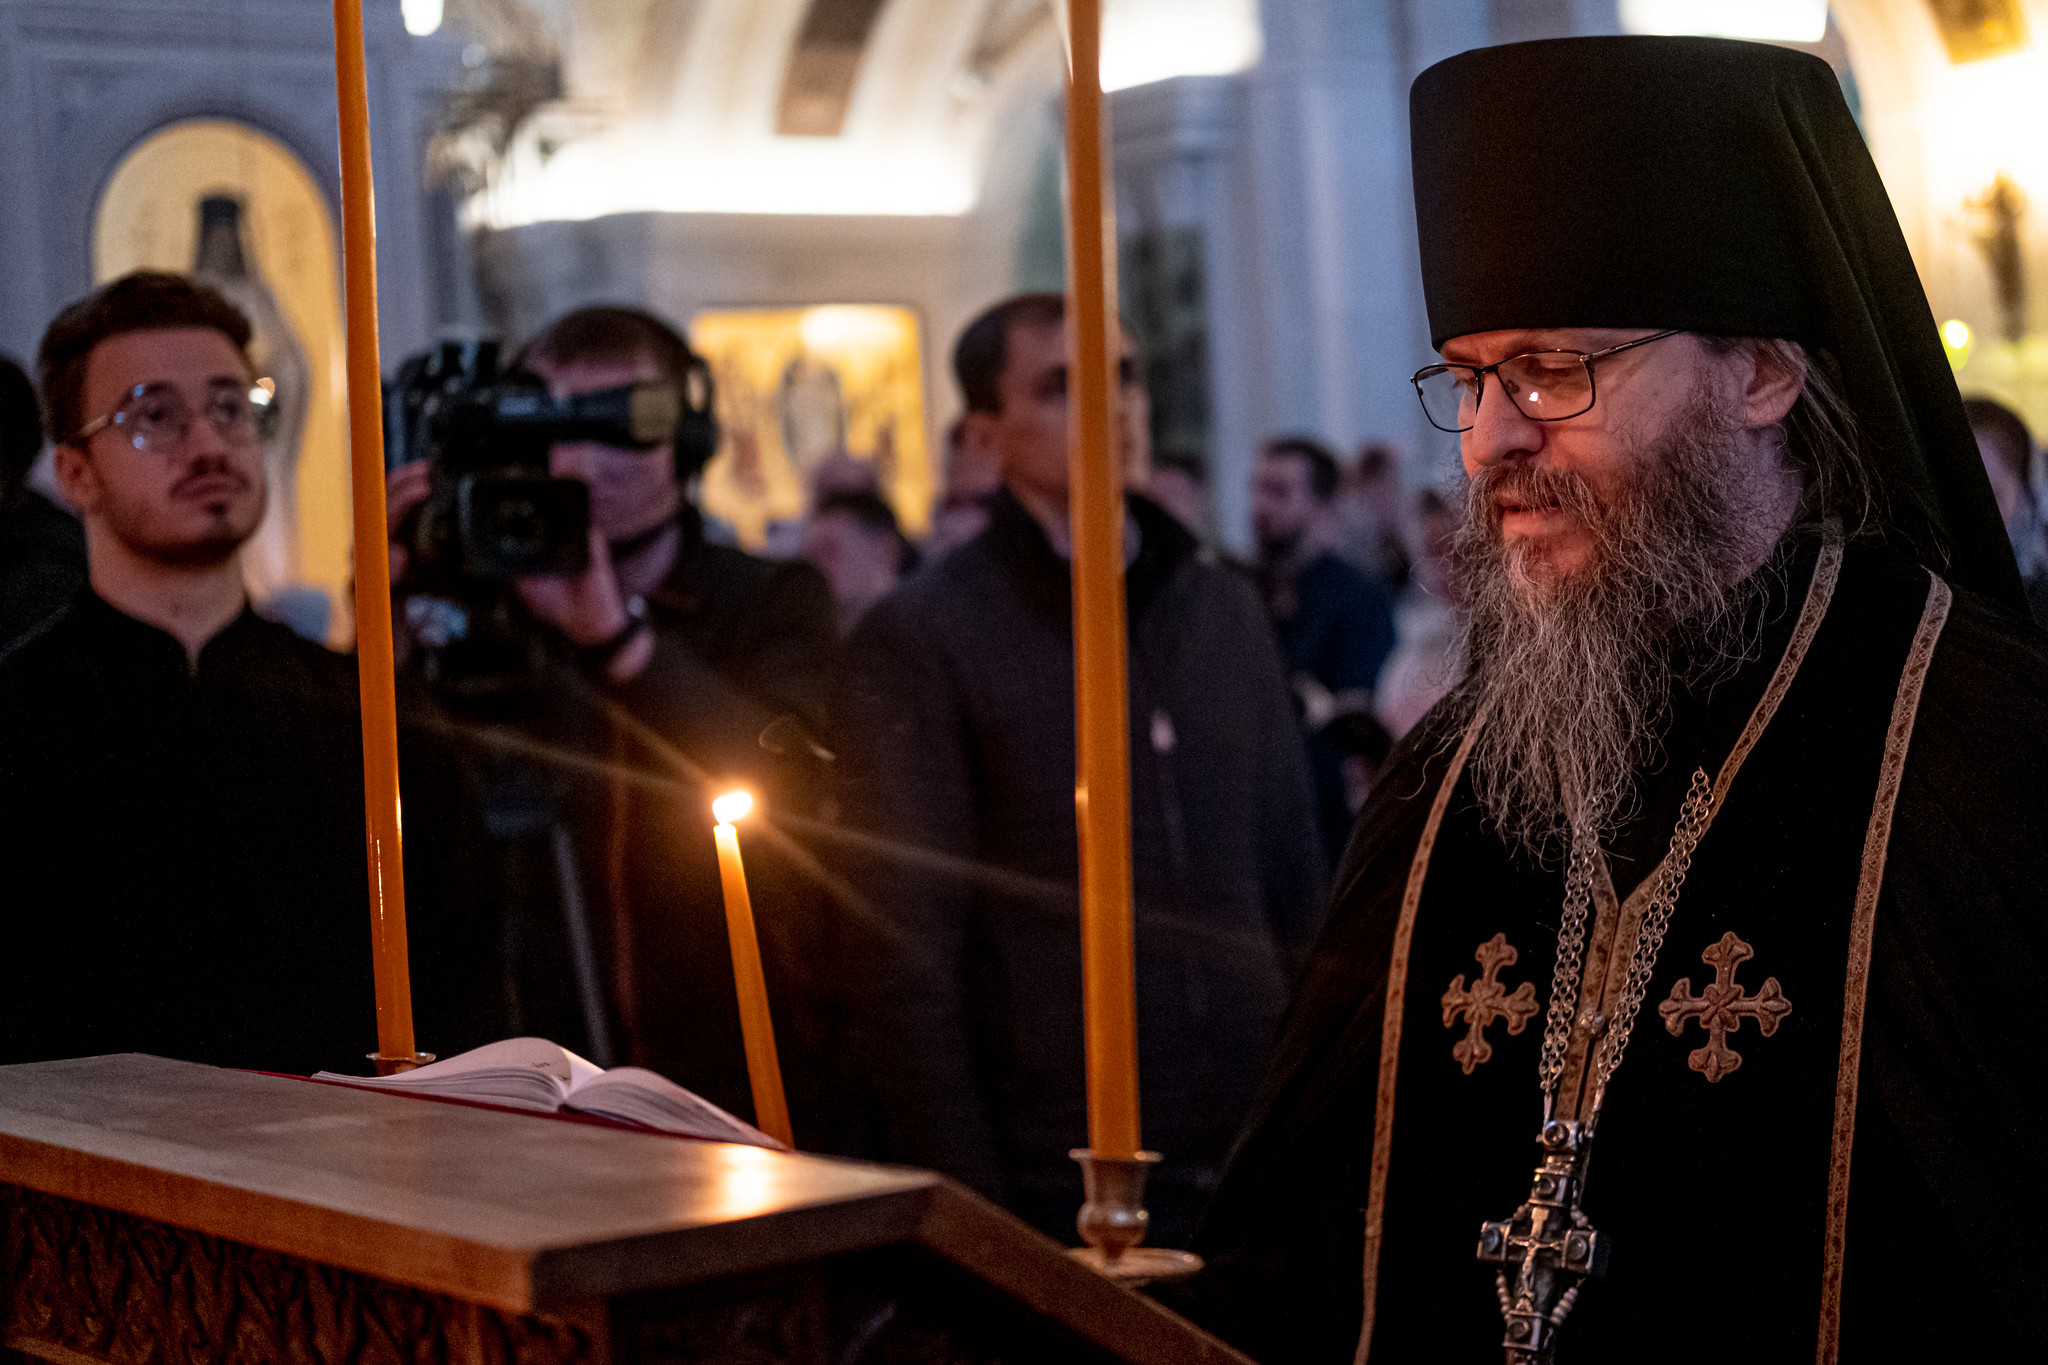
[1477,1119,1610,1363]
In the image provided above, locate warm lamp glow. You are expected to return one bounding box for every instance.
[1942,319,1975,370]
[401,0,442,36]
[713,791,754,825]
[798,305,909,356]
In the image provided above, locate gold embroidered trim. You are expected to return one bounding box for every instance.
[1683,532,1843,835]
[1556,530,1844,1119]
[1815,573,1951,1364]
[1354,713,1484,1365]
[1353,531,1846,1364]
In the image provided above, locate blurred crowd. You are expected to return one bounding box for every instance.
[1,275,2042,1249]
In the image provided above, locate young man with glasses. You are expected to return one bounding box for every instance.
[0,272,491,1076]
[1174,37,2048,1365]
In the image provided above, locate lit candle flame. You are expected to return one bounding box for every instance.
[713,790,753,826]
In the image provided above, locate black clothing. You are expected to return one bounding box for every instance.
[430,508,845,1137]
[0,593,493,1076]
[1174,538,2048,1361]
[0,492,85,655]
[834,489,1321,1246]
[1268,551,1397,864]
[2026,568,2048,631]
[1411,37,2022,608]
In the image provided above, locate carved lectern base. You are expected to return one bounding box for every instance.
[0,1185,1153,1365]
[0,1184,595,1365]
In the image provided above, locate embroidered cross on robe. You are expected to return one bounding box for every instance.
[1659,931,1792,1082]
[1441,934,1539,1074]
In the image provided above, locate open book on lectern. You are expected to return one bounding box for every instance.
[315,1037,783,1149]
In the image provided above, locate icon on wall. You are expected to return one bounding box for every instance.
[690,305,931,552]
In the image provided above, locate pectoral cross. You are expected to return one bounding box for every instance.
[1657,932,1791,1082]
[1443,934,1540,1074]
[1477,1119,1609,1364]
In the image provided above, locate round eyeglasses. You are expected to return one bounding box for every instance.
[70,377,277,454]
[1410,331,1682,434]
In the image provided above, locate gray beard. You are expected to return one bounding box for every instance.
[1447,391,1784,857]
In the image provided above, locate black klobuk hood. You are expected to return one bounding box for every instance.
[1410,35,2024,608]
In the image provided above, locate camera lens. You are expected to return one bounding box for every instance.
[483,493,548,558]
[455,473,591,577]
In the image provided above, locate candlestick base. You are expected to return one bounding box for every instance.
[1067,1244,1203,1284]
[1066,1149,1204,1285]
[369,1051,435,1076]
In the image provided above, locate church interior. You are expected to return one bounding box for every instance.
[7,0,2040,643]
[0,1,2044,1362]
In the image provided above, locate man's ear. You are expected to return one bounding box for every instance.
[1741,341,1806,429]
[957,411,1002,463]
[51,442,98,516]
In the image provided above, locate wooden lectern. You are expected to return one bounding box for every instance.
[0,1056,1249,1365]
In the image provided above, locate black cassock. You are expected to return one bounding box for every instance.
[0,592,493,1076]
[1172,534,2048,1362]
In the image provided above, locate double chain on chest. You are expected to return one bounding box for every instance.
[1536,767,1714,1119]
[1479,534,1842,1364]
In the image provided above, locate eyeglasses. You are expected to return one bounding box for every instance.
[1410,331,1682,434]
[70,377,277,454]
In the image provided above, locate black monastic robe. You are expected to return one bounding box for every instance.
[1175,533,2048,1361]
[0,593,495,1075]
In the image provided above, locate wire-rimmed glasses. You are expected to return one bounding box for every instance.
[69,377,277,454]
[1410,330,1682,434]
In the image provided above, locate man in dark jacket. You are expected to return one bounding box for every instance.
[0,353,85,654]
[834,293,1321,1246]
[388,307,845,1140]
[0,272,489,1075]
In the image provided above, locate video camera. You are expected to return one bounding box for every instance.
[385,338,698,697]
[387,338,685,580]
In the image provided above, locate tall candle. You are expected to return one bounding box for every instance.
[330,0,422,1075]
[1061,0,1141,1162]
[712,792,794,1148]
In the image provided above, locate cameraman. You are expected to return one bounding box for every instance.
[388,307,844,1135]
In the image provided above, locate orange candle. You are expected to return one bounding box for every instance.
[1061,0,1141,1162]
[712,792,794,1148]
[330,0,422,1074]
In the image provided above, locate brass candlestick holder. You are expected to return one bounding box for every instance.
[369,1051,435,1076]
[1067,1149,1203,1284]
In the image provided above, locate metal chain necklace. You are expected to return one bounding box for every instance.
[1536,766,1716,1111]
[1481,769,1715,1362]
[1475,530,1845,1364]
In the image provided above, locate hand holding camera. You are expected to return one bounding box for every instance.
[384,338,710,696]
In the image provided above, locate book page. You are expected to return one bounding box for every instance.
[565,1067,784,1148]
[313,1037,595,1111]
